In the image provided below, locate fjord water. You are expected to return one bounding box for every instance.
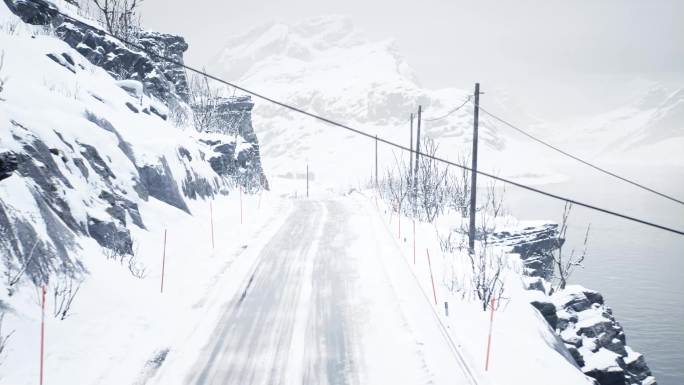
[504,164,684,385]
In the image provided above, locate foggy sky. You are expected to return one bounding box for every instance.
[139,0,683,121]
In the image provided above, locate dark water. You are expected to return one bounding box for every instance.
[503,164,684,385]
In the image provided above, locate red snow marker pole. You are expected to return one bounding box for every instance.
[485,297,496,371]
[412,220,416,264]
[160,229,167,293]
[209,201,215,250]
[426,249,437,305]
[39,286,45,385]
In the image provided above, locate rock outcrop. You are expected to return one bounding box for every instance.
[492,223,657,385]
[490,222,560,279]
[0,150,18,181]
[204,96,269,190]
[4,0,189,106]
[553,286,657,385]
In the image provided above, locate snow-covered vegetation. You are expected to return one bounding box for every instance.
[372,144,656,384]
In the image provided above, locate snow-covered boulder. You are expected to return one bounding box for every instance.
[490,221,560,279]
[0,149,18,180]
[551,285,656,385]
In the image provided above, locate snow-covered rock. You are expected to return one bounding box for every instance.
[0,149,17,180]
[551,285,656,385]
[490,222,560,279]
[5,0,190,107]
[0,0,267,285]
[493,224,660,385]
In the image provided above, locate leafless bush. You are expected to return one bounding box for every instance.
[0,20,20,36]
[477,179,507,236]
[469,240,506,311]
[90,0,143,42]
[0,312,13,369]
[438,230,460,254]
[4,240,39,297]
[381,151,412,215]
[188,72,222,132]
[103,241,146,279]
[102,245,125,262]
[415,138,449,222]
[126,244,147,279]
[168,100,191,128]
[552,203,590,290]
[446,152,471,217]
[0,51,6,102]
[52,275,82,320]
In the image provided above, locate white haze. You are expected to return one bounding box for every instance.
[139,0,684,121]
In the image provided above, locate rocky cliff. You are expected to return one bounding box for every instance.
[0,0,267,288]
[499,225,657,385]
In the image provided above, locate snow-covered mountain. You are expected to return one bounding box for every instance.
[543,84,684,166]
[209,16,552,190]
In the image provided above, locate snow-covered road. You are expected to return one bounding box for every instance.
[183,197,475,385]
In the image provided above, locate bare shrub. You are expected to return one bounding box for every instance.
[4,240,39,297]
[52,275,82,320]
[381,151,412,216]
[188,72,221,132]
[102,245,124,262]
[126,243,146,279]
[168,100,191,128]
[446,152,471,217]
[0,312,14,364]
[90,0,143,42]
[469,241,506,311]
[552,203,590,290]
[477,179,507,236]
[0,51,6,102]
[0,20,19,36]
[103,241,146,279]
[415,138,449,222]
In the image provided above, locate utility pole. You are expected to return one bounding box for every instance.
[306,164,309,198]
[409,113,414,188]
[468,83,480,253]
[374,134,378,189]
[413,106,422,212]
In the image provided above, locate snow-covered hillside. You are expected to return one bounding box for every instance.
[541,84,684,166]
[209,15,557,190]
[0,2,270,384]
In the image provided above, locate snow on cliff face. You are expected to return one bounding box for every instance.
[209,16,552,190]
[0,4,272,384]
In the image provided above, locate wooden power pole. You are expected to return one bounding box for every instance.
[468,83,480,253]
[413,106,422,211]
[409,113,414,187]
[375,134,378,189]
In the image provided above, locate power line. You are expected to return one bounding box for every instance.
[423,96,471,122]
[47,7,684,236]
[479,105,684,206]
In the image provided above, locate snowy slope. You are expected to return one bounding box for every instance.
[0,4,270,385]
[541,84,684,166]
[209,16,559,191]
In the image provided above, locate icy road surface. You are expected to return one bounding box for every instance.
[185,198,475,385]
